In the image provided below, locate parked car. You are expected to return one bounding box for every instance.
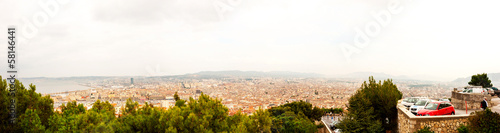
[487,87,500,96]
[486,88,495,96]
[410,99,433,115]
[402,97,423,109]
[417,101,455,116]
[401,97,410,105]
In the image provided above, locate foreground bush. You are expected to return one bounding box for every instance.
[467,108,500,133]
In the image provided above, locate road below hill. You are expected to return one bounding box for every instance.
[490,96,500,113]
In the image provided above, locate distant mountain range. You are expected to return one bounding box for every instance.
[337,72,500,84]
[452,73,500,86]
[166,70,323,79]
[167,71,445,81]
[329,72,446,82]
[19,71,500,85]
[334,72,410,80]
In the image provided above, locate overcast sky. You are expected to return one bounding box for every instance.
[0,0,499,81]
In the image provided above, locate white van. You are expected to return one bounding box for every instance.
[461,86,487,95]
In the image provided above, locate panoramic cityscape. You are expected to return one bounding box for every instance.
[2,0,500,132]
[35,71,457,116]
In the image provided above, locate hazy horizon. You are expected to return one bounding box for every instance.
[15,70,497,83]
[1,0,500,81]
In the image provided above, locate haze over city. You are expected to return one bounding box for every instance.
[1,0,500,81]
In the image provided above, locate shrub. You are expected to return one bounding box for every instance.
[457,124,468,133]
[468,108,500,133]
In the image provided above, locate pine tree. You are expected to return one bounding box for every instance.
[337,76,401,132]
[468,73,493,88]
[19,109,46,132]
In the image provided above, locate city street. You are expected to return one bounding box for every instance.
[321,115,342,129]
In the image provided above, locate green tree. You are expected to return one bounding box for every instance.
[186,93,230,132]
[0,77,10,131]
[337,76,401,132]
[227,111,251,133]
[269,100,324,121]
[279,111,317,133]
[174,91,180,101]
[159,106,184,132]
[120,102,164,132]
[48,101,87,132]
[19,109,45,132]
[0,78,54,132]
[248,108,272,133]
[95,122,114,133]
[268,101,322,133]
[323,107,344,115]
[61,101,86,116]
[361,77,401,130]
[15,82,54,129]
[468,73,493,88]
[334,108,344,115]
[47,112,71,132]
[175,99,186,107]
[91,100,115,115]
[158,93,237,133]
[310,106,324,121]
[337,89,383,133]
[122,98,138,115]
[75,102,118,132]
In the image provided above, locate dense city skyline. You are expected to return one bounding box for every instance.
[1,0,500,81]
[40,75,452,115]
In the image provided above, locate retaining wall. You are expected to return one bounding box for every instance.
[451,91,491,110]
[397,105,469,133]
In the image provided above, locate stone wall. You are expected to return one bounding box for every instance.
[397,106,469,133]
[398,106,412,133]
[451,91,491,110]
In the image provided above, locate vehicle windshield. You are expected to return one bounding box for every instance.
[408,98,418,103]
[425,103,439,110]
[439,99,450,102]
[415,100,429,106]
